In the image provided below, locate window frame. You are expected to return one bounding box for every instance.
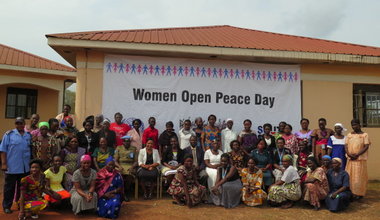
[353,83,380,127]
[5,87,38,119]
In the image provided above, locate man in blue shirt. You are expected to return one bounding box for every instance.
[0,117,31,214]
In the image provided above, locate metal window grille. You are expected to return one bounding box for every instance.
[353,87,380,127]
[5,87,37,119]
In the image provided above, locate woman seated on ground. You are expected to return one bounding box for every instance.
[204,140,223,200]
[161,137,184,185]
[228,140,246,172]
[92,137,115,171]
[137,139,161,200]
[18,159,51,220]
[70,155,98,215]
[211,153,243,208]
[296,141,313,183]
[321,155,332,173]
[302,157,329,210]
[241,157,267,207]
[251,138,273,190]
[325,157,352,212]
[168,155,206,207]
[96,156,123,219]
[114,135,138,201]
[44,155,71,207]
[268,154,301,209]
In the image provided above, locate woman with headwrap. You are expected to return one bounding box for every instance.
[98,119,117,148]
[32,122,59,170]
[321,155,332,173]
[302,157,329,210]
[325,157,352,212]
[62,116,79,138]
[327,123,347,170]
[96,156,123,219]
[70,155,97,215]
[268,154,301,209]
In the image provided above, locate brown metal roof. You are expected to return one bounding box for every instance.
[46,25,380,57]
[0,44,75,72]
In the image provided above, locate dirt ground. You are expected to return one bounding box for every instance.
[1,171,379,220]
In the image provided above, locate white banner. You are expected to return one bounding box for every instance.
[102,55,301,135]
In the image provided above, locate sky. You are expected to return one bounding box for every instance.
[1,0,379,67]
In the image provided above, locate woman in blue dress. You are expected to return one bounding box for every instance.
[327,123,346,170]
[251,138,273,189]
[96,156,123,219]
[325,157,352,212]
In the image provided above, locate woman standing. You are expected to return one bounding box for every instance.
[56,104,76,128]
[345,119,370,200]
[142,117,159,150]
[282,124,299,155]
[201,114,221,151]
[96,157,123,219]
[18,159,51,220]
[98,120,117,149]
[62,116,79,138]
[327,123,347,170]
[259,123,276,154]
[296,142,312,183]
[325,157,352,212]
[178,120,196,150]
[302,157,329,210]
[238,119,258,154]
[126,119,143,150]
[221,119,238,153]
[251,139,273,188]
[93,114,104,133]
[274,121,286,140]
[137,139,161,199]
[268,154,301,209]
[32,122,59,170]
[240,158,267,206]
[295,118,313,151]
[77,120,99,155]
[92,137,115,171]
[204,140,223,199]
[158,121,178,154]
[110,112,131,147]
[168,155,206,207]
[311,118,334,163]
[228,140,246,172]
[70,155,97,215]
[193,117,204,148]
[161,137,184,185]
[211,153,243,208]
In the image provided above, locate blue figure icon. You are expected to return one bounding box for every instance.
[201,67,207,77]
[245,70,251,79]
[166,66,172,75]
[267,71,272,81]
[106,62,112,72]
[154,65,160,75]
[289,72,293,82]
[143,65,148,74]
[224,69,229,78]
[178,66,183,76]
[212,68,218,78]
[118,63,124,73]
[278,72,283,81]
[190,66,195,77]
[256,71,261,80]
[234,69,240,79]
[131,64,136,74]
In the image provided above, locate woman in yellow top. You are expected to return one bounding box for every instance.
[92,137,115,171]
[240,157,267,206]
[44,155,71,206]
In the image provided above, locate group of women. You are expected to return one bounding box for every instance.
[17,108,370,219]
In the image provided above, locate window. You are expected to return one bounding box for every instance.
[353,84,380,127]
[6,87,37,119]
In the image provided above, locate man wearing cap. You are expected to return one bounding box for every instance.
[221,119,238,153]
[0,117,32,214]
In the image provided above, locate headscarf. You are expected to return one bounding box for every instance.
[283,154,293,163]
[226,118,233,122]
[38,121,49,129]
[334,123,347,132]
[80,154,91,162]
[121,135,132,140]
[322,155,332,160]
[96,156,120,198]
[332,157,342,164]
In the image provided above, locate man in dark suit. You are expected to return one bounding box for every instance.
[184,135,208,186]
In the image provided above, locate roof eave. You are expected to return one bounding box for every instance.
[47,38,380,66]
[0,64,76,78]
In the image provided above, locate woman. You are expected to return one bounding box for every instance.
[32,122,59,170]
[295,118,313,151]
[204,140,223,197]
[240,158,267,206]
[158,121,178,154]
[221,118,237,153]
[60,137,86,190]
[168,155,206,207]
[161,137,184,185]
[251,139,273,188]
[77,120,99,154]
[274,121,286,140]
[178,119,196,150]
[211,153,242,208]
[56,104,76,128]
[114,135,138,201]
[345,119,370,200]
[325,157,352,212]
[321,155,332,173]
[70,155,97,215]
[201,114,221,151]
[126,119,143,150]
[96,156,123,219]
[137,139,161,199]
[142,117,159,150]
[296,142,312,183]
[238,119,258,154]
[62,116,79,138]
[93,114,104,133]
[48,118,65,153]
[110,112,131,147]
[18,159,50,220]
[26,114,40,136]
[311,118,334,163]
[228,140,246,172]
[92,137,115,171]
[44,155,71,206]
[272,137,291,182]
[303,157,329,210]
[193,117,204,148]
[268,154,301,209]
[259,123,276,154]
[282,124,299,155]
[98,119,117,148]
[327,123,347,170]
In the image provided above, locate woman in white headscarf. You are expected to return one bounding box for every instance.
[327,123,347,170]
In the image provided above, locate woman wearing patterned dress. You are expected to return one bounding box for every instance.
[201,114,221,151]
[311,118,334,164]
[295,118,313,151]
[228,140,246,172]
[251,139,273,188]
[282,124,299,155]
[168,155,206,207]
[238,119,258,154]
[32,122,58,170]
[240,158,267,206]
